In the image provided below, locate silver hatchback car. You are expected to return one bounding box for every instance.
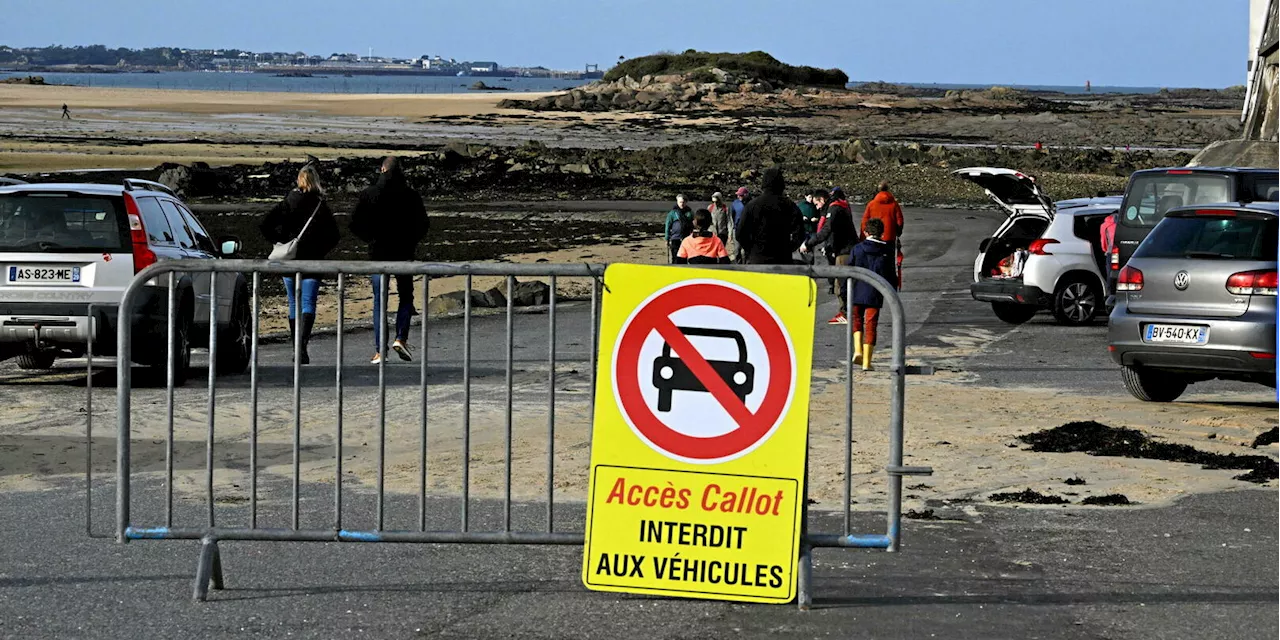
[1109,202,1277,401]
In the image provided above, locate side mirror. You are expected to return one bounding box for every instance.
[219,236,241,257]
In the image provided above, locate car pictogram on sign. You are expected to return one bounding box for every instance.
[651,327,755,412]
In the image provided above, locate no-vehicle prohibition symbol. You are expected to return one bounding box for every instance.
[613,279,797,463]
[585,264,815,604]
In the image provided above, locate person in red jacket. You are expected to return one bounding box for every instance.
[861,181,905,286]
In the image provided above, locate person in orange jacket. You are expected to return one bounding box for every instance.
[861,181,905,286]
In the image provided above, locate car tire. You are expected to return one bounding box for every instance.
[1120,365,1187,402]
[152,305,192,387]
[991,302,1036,325]
[1052,278,1101,326]
[215,283,252,376]
[15,351,56,370]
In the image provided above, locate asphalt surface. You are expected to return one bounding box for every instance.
[0,207,1276,638]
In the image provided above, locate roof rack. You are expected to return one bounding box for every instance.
[122,178,176,197]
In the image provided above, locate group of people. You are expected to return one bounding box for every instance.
[260,156,428,366]
[662,167,905,370]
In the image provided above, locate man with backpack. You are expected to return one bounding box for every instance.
[736,168,805,265]
[664,194,693,264]
[350,156,429,364]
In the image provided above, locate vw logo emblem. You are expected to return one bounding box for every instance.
[1173,271,1190,290]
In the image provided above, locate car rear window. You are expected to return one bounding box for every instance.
[1133,215,1278,261]
[0,193,129,252]
[1119,174,1233,229]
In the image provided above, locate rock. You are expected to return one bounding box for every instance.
[482,287,507,308]
[500,278,552,306]
[611,90,638,108]
[709,67,732,83]
[635,91,662,105]
[554,93,575,109]
[157,164,192,195]
[426,289,498,316]
[506,162,527,173]
[560,163,592,175]
[469,81,507,91]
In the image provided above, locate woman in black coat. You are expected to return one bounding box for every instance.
[260,165,339,364]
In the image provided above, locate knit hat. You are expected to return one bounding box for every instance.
[736,187,748,197]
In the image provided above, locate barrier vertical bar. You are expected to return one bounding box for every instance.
[589,275,599,420]
[461,274,472,532]
[419,276,428,532]
[249,272,260,528]
[886,284,907,552]
[84,308,94,536]
[165,275,176,527]
[844,277,854,536]
[546,275,556,532]
[504,275,514,531]
[292,272,302,530]
[377,274,388,531]
[335,273,345,531]
[206,273,218,528]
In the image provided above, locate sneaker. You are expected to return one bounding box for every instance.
[827,312,848,325]
[392,339,413,362]
[370,352,382,364]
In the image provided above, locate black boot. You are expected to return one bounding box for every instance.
[299,313,315,365]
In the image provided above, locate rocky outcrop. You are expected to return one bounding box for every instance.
[498,68,804,113]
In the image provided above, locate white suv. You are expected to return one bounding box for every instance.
[955,167,1119,326]
[0,179,251,384]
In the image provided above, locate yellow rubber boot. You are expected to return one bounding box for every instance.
[852,331,863,359]
[861,344,875,371]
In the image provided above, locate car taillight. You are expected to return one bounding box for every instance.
[1226,270,1278,296]
[1194,209,1237,217]
[1117,265,1144,291]
[1166,169,1193,174]
[1109,246,1120,270]
[1028,239,1058,255]
[123,194,157,274]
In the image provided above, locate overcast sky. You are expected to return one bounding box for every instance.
[4,0,1253,87]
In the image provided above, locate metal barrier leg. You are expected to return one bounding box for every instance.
[192,535,224,602]
[796,542,813,611]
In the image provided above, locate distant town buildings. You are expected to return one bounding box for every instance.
[0,44,604,79]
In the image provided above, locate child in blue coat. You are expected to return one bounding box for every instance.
[849,218,900,371]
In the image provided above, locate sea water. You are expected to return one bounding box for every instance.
[0,70,592,94]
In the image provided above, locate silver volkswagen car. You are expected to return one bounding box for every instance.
[1109,202,1277,401]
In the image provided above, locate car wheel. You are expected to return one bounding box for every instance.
[15,351,56,370]
[152,306,192,387]
[991,302,1036,325]
[215,284,252,376]
[1053,279,1101,326]
[1120,366,1187,402]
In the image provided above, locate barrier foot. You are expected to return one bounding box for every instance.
[192,536,223,602]
[796,542,813,611]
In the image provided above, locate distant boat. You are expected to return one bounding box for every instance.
[456,71,469,77]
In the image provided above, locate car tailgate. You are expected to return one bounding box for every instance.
[1125,258,1260,318]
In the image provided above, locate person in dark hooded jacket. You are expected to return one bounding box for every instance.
[849,218,900,371]
[350,156,429,364]
[735,167,804,265]
[800,187,858,323]
[260,164,340,365]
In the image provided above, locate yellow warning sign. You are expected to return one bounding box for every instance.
[583,264,815,603]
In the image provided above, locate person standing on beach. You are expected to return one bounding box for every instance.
[731,187,749,227]
[737,167,804,265]
[60,104,71,119]
[350,156,429,364]
[707,191,735,248]
[260,165,339,365]
[849,218,899,371]
[664,194,693,264]
[861,181,905,287]
[797,191,821,264]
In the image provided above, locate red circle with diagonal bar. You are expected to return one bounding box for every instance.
[613,280,795,463]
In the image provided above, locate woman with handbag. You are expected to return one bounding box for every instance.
[260,165,339,364]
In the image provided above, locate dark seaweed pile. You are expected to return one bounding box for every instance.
[988,489,1069,505]
[1252,427,1278,449]
[1080,494,1133,506]
[1019,421,1278,485]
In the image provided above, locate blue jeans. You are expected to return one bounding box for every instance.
[283,277,319,319]
[372,274,415,350]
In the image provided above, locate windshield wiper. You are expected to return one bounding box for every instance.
[1184,251,1236,259]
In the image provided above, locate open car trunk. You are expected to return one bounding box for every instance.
[954,167,1057,282]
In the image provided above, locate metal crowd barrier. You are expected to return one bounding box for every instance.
[103,260,931,607]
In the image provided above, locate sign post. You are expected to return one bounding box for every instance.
[583,264,816,603]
